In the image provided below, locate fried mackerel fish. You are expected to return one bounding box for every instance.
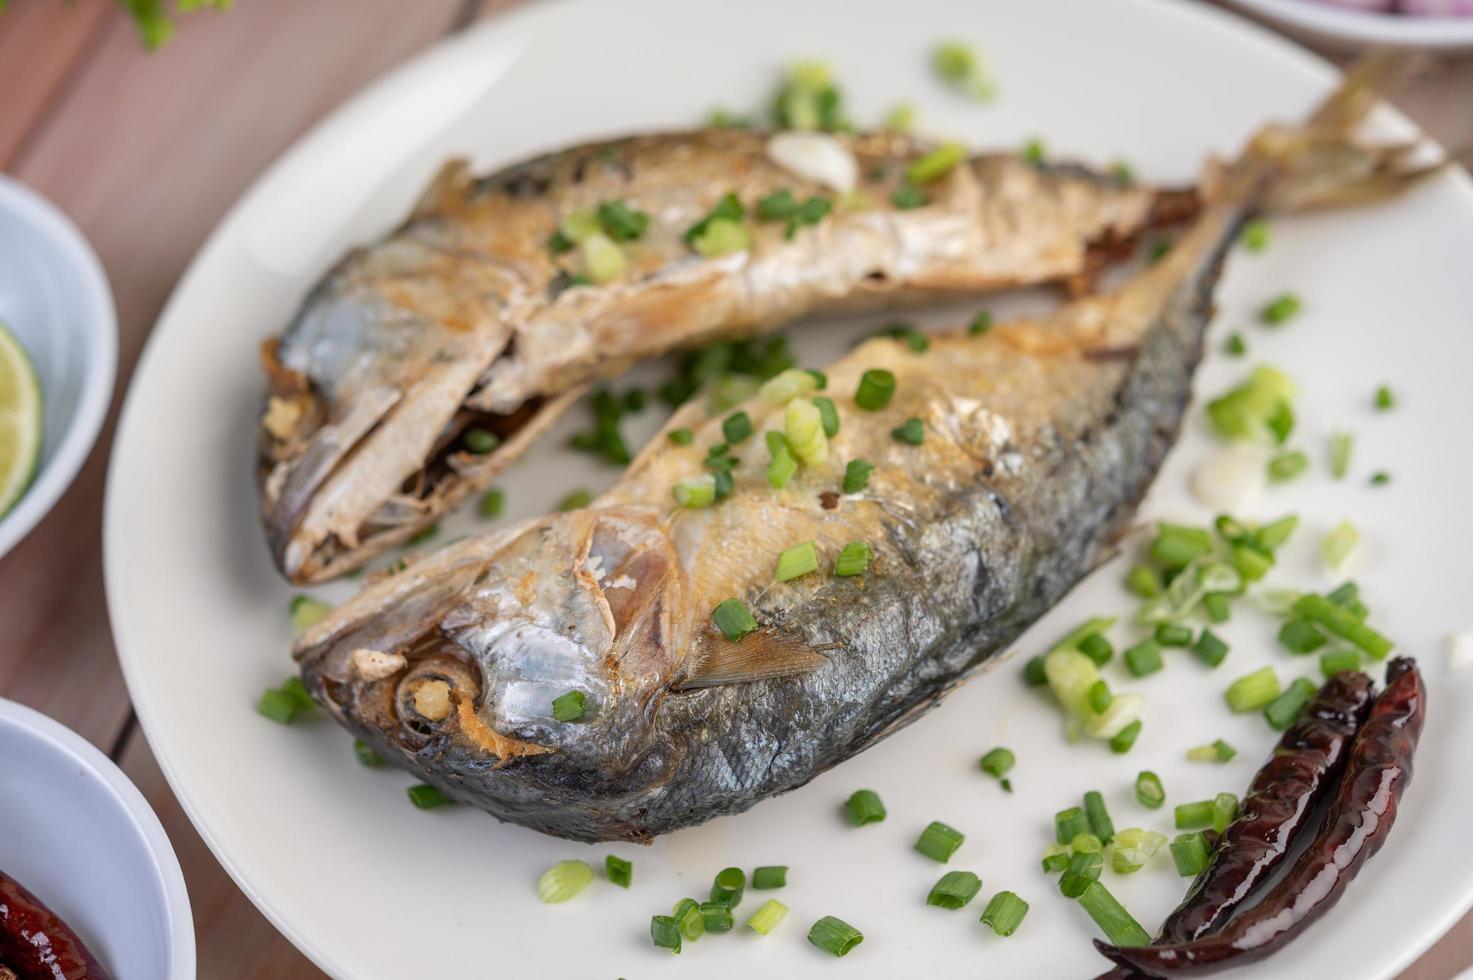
[294,72,1431,843]
[259,127,1196,583]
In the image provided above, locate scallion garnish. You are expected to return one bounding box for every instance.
[1110,720,1142,754]
[1150,523,1215,570]
[855,369,896,410]
[1055,806,1090,844]
[1123,640,1163,678]
[1370,470,1391,485]
[1174,799,1215,830]
[813,395,840,437]
[1192,629,1229,668]
[747,898,789,935]
[766,436,798,489]
[1154,622,1193,648]
[1322,520,1360,572]
[1265,677,1318,731]
[650,915,682,953]
[1111,827,1168,874]
[674,898,705,941]
[536,860,594,904]
[890,183,928,209]
[1071,833,1103,854]
[915,820,965,862]
[932,41,995,100]
[478,487,505,519]
[700,902,734,933]
[845,789,886,826]
[1321,649,1361,677]
[758,367,820,405]
[1225,665,1280,712]
[1260,292,1302,325]
[774,540,819,582]
[556,488,592,511]
[1374,385,1395,411]
[289,595,332,633]
[1203,593,1232,624]
[1059,850,1102,898]
[1087,679,1112,714]
[1125,564,1162,598]
[906,142,967,185]
[1293,593,1393,658]
[1224,332,1248,356]
[1042,845,1070,874]
[979,747,1014,787]
[551,690,586,722]
[1170,832,1212,876]
[710,866,745,908]
[1021,138,1046,166]
[595,199,650,242]
[1206,365,1297,445]
[882,102,916,132]
[980,891,1028,936]
[712,598,758,642]
[1077,881,1151,947]
[581,231,626,283]
[673,474,718,509]
[1083,791,1115,844]
[1023,655,1048,687]
[722,411,753,444]
[874,321,931,353]
[406,783,454,810]
[832,541,872,578]
[969,310,993,336]
[927,870,983,910]
[684,192,744,244]
[1186,739,1237,763]
[256,676,315,725]
[353,738,383,768]
[807,915,863,957]
[784,398,829,465]
[1212,792,1239,834]
[463,427,499,454]
[842,459,875,493]
[1330,431,1353,480]
[1268,449,1308,482]
[1078,633,1113,667]
[1134,771,1165,809]
[752,866,787,890]
[1278,618,1326,655]
[1241,218,1270,253]
[891,417,925,445]
[605,854,632,888]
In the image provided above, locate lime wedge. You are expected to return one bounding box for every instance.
[0,319,43,518]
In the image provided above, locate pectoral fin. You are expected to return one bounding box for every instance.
[675,630,828,690]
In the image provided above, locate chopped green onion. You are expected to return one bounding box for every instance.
[845,789,886,826]
[1212,792,1239,834]
[1322,520,1360,572]
[1084,791,1115,844]
[1060,851,1103,898]
[596,199,650,241]
[712,598,758,642]
[980,747,1014,783]
[766,444,798,489]
[675,899,706,941]
[463,427,499,454]
[907,142,967,185]
[927,870,983,909]
[807,915,863,957]
[673,474,718,508]
[559,209,600,242]
[980,891,1029,936]
[1042,845,1070,874]
[882,102,917,132]
[1124,640,1163,678]
[547,229,574,254]
[932,41,995,100]
[1148,239,1174,263]
[1077,880,1151,946]
[916,820,965,862]
[1321,649,1361,677]
[1055,806,1090,844]
[684,191,744,243]
[256,677,315,725]
[1126,564,1162,598]
[1174,799,1214,830]
[1241,218,1270,253]
[811,396,840,439]
[969,310,993,336]
[1024,655,1048,686]
[833,541,872,577]
[691,217,750,258]
[1330,431,1353,480]
[1187,739,1237,763]
[1370,470,1391,486]
[760,367,820,405]
[1260,293,1302,325]
[1374,385,1395,411]
[581,231,626,284]
[1087,679,1112,714]
[1154,622,1193,648]
[478,487,505,519]
[650,915,682,953]
[890,183,929,209]
[1293,594,1393,658]
[1268,450,1309,482]
[722,411,753,444]
[774,541,819,582]
[747,898,788,935]
[842,458,874,493]
[1191,629,1229,668]
[1021,138,1046,166]
[353,738,383,768]
[1110,720,1142,754]
[551,690,586,722]
[1080,633,1114,667]
[1225,666,1280,712]
[784,398,829,465]
[874,322,931,353]
[1224,332,1248,356]
[1279,619,1327,655]
[290,595,332,632]
[710,866,745,908]
[1203,593,1232,624]
[699,902,734,933]
[1111,160,1135,184]
[537,860,593,903]
[1206,365,1297,444]
[556,489,592,511]
[407,783,454,810]
[855,369,896,410]
[1071,834,1103,856]
[752,866,788,890]
[1111,828,1168,874]
[1170,832,1212,876]
[605,855,632,888]
[891,417,925,445]
[1135,771,1165,809]
[1265,677,1318,731]
[1150,524,1215,571]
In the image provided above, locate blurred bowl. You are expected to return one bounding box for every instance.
[1224,0,1473,49]
[0,174,116,559]
[0,698,193,979]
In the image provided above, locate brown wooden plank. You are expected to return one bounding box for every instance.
[0,0,111,166]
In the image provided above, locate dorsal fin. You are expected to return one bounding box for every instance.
[674,629,828,690]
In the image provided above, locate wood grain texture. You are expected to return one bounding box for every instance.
[0,1,1468,976]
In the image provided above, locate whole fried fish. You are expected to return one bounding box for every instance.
[260,129,1196,583]
[294,66,1432,842]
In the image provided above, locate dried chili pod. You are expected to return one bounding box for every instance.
[0,869,113,979]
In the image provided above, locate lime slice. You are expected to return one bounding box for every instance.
[0,319,43,518]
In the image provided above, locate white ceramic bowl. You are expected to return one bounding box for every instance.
[0,698,193,979]
[1226,0,1473,49]
[0,175,116,559]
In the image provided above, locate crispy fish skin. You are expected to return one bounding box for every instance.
[260,128,1190,584]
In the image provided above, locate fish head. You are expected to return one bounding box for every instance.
[295,506,693,814]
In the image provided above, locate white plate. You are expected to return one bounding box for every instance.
[0,175,116,558]
[1225,0,1473,50]
[0,698,194,979]
[104,0,1473,977]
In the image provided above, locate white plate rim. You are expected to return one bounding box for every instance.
[1226,0,1473,49]
[101,0,1473,976]
[0,174,117,559]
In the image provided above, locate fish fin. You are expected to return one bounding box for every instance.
[674,630,828,690]
[411,158,475,219]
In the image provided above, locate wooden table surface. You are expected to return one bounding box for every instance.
[0,1,1468,976]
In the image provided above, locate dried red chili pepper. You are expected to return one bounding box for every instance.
[1091,670,1374,980]
[1097,656,1424,976]
[0,869,112,980]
